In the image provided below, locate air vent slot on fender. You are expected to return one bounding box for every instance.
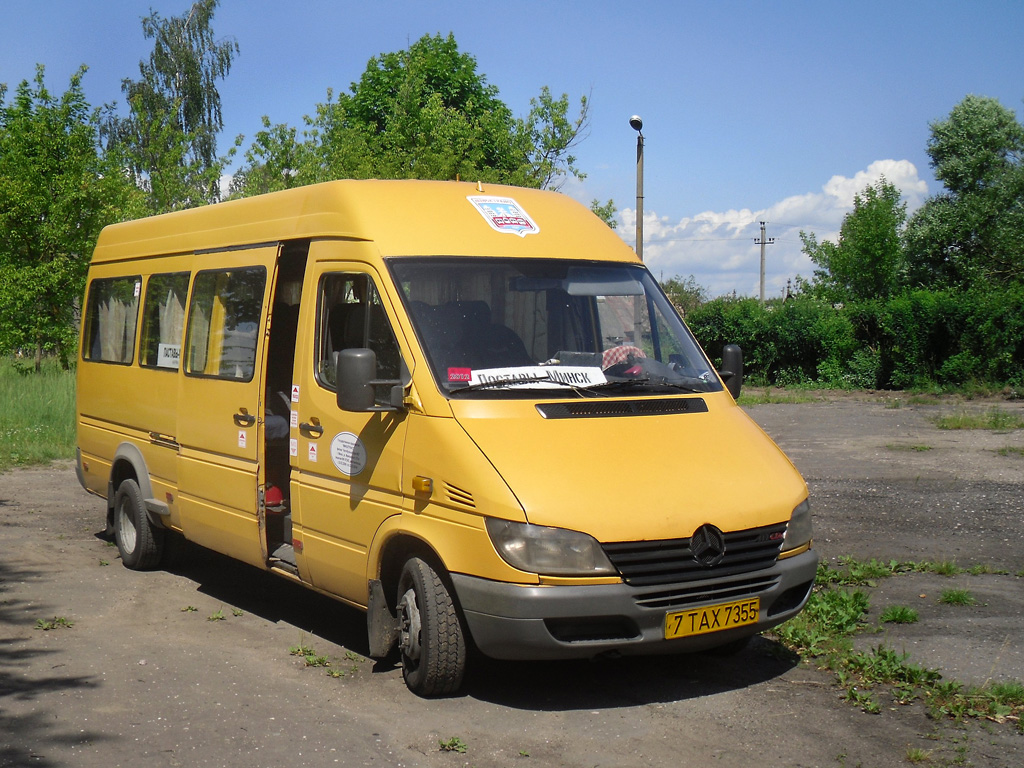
[536,397,708,419]
[444,483,476,509]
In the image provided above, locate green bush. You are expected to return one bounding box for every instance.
[687,286,1023,391]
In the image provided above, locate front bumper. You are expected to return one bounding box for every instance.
[452,547,818,660]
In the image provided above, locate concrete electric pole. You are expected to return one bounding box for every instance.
[755,221,775,304]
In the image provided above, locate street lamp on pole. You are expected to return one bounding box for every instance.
[630,115,644,261]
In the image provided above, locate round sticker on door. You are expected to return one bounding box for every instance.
[330,432,367,476]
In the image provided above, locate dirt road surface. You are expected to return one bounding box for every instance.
[2,394,1022,767]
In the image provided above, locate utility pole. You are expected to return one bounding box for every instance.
[754,221,775,304]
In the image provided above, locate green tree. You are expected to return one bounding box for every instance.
[106,0,239,212]
[801,179,907,303]
[660,274,709,316]
[0,66,143,369]
[228,116,305,196]
[903,95,1024,288]
[590,199,617,228]
[231,33,589,196]
[520,85,589,190]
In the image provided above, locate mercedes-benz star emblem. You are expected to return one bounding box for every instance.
[691,523,726,567]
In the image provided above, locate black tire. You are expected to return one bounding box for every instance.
[396,557,466,697]
[113,478,164,570]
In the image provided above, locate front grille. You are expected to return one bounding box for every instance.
[602,522,787,587]
[632,573,781,611]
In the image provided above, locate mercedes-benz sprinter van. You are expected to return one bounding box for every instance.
[76,180,817,696]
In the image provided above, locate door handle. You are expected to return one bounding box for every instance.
[234,408,256,427]
[300,419,323,438]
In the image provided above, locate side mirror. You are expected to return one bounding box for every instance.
[336,348,405,412]
[337,348,377,411]
[719,344,743,399]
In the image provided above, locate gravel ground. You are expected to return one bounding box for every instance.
[1,393,1022,768]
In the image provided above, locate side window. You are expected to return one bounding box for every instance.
[316,273,401,398]
[185,267,267,380]
[139,272,190,370]
[82,276,141,364]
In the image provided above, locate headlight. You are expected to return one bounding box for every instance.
[485,518,617,576]
[782,499,813,552]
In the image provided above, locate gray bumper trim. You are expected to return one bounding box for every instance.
[452,548,818,660]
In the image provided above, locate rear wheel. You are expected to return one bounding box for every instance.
[114,478,164,570]
[397,557,466,696]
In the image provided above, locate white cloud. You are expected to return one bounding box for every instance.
[615,159,929,299]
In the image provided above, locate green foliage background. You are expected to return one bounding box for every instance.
[687,285,1024,393]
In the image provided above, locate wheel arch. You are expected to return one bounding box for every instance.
[106,443,156,532]
[375,531,448,614]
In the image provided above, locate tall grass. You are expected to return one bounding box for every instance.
[0,359,77,472]
[933,407,1024,430]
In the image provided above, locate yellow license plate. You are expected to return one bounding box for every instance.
[664,597,760,640]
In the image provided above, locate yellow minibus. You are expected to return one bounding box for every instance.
[76,180,817,696]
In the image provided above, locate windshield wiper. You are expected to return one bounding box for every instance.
[583,377,709,394]
[448,374,709,396]
[448,374,628,398]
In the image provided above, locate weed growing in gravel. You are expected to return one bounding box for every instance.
[438,737,467,753]
[927,559,962,577]
[905,747,932,764]
[35,616,73,630]
[207,608,226,621]
[965,562,1008,575]
[879,605,919,624]
[773,587,868,655]
[289,640,315,657]
[841,685,881,714]
[933,408,1024,431]
[774,557,1024,725]
[939,588,976,606]
[289,638,331,668]
[817,557,899,586]
[736,386,821,405]
[994,446,1024,457]
[926,680,1024,729]
[885,443,933,452]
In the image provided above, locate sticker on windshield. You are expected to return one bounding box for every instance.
[467,196,540,237]
[469,366,607,388]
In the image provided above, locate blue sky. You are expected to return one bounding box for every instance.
[3,1,1023,297]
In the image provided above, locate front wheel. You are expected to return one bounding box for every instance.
[113,478,164,570]
[396,557,466,697]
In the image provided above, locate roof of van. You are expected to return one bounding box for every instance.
[91,180,639,265]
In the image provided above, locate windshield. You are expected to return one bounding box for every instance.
[388,258,722,398]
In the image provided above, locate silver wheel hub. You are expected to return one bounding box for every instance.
[118,501,137,554]
[398,588,422,662]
